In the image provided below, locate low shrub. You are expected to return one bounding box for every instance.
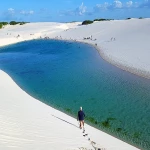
[82,20,93,25]
[10,21,28,25]
[139,17,143,19]
[0,23,2,29]
[94,18,113,21]
[0,22,8,25]
[20,22,26,25]
[10,21,18,25]
[0,22,9,29]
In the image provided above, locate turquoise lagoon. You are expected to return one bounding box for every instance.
[0,40,150,150]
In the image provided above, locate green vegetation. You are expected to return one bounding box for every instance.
[82,20,93,25]
[82,18,113,25]
[0,21,28,29]
[107,117,116,121]
[86,116,117,129]
[101,117,116,128]
[20,22,27,25]
[101,119,111,128]
[10,21,18,25]
[94,18,113,21]
[86,116,98,124]
[139,17,143,19]
[0,22,9,29]
[116,127,122,132]
[133,132,141,139]
[81,17,143,26]
[0,22,8,25]
[9,21,28,25]
[65,108,72,113]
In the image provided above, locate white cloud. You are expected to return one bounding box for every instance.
[103,2,110,9]
[78,2,87,15]
[60,2,87,16]
[2,8,17,21]
[113,0,123,8]
[126,1,133,7]
[29,10,34,14]
[94,0,143,12]
[8,8,14,12]
[95,2,110,10]
[8,8,15,15]
[140,0,150,8]
[40,8,48,13]
[20,10,34,15]
[94,1,123,11]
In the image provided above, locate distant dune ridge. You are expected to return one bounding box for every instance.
[0,18,149,149]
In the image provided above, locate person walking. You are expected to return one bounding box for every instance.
[77,107,85,129]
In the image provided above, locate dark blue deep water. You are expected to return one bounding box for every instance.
[0,40,150,149]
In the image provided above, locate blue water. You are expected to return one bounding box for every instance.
[0,40,150,149]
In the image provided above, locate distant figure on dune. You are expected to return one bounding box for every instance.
[77,107,85,129]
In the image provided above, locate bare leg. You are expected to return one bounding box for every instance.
[79,121,82,129]
[82,121,85,131]
[82,121,84,127]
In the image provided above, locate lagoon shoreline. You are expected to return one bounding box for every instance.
[1,19,150,80]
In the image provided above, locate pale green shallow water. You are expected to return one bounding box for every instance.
[0,40,150,149]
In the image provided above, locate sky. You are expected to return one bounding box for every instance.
[0,0,150,22]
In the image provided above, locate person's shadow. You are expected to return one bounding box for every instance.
[52,115,79,128]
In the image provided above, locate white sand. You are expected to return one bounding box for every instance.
[1,19,149,149]
[0,22,80,47]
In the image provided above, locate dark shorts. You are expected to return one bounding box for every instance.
[79,120,84,122]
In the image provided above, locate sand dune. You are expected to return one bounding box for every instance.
[0,19,148,149]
